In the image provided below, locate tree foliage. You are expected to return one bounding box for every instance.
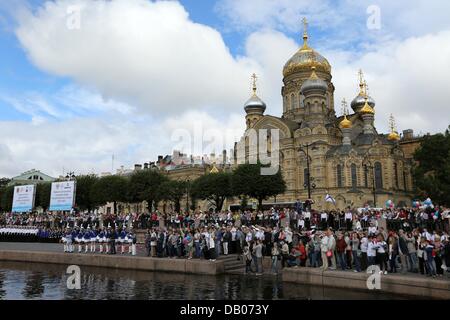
[35,182,51,211]
[75,175,100,212]
[413,126,450,206]
[160,180,187,213]
[232,162,286,210]
[128,170,168,210]
[91,175,129,213]
[191,172,234,211]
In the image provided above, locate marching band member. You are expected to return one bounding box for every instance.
[119,228,127,254]
[76,227,83,253]
[83,227,91,253]
[128,229,137,256]
[62,227,69,252]
[90,227,97,253]
[97,228,105,253]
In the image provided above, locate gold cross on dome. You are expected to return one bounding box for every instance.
[302,17,308,36]
[251,73,258,95]
[341,98,348,116]
[389,114,396,132]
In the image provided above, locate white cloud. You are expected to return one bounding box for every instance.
[216,0,450,41]
[2,0,449,178]
[15,0,257,116]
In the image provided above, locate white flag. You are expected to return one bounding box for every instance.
[325,194,336,205]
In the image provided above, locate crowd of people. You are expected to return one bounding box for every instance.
[1,205,449,278]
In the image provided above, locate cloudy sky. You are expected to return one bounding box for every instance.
[0,0,449,178]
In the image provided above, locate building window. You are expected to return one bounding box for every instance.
[403,170,408,191]
[374,162,383,190]
[351,164,357,188]
[336,164,343,188]
[299,93,304,108]
[363,165,368,188]
[291,93,295,110]
[394,163,399,189]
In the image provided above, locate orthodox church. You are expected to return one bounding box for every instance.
[234,19,415,210]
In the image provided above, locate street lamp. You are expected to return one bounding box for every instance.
[299,143,317,205]
[364,162,376,208]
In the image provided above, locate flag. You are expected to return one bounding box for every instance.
[325,194,336,205]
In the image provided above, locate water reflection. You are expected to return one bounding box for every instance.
[0,261,418,300]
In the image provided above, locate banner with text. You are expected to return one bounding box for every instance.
[12,184,36,213]
[49,181,76,211]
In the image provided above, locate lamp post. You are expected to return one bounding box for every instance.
[364,163,376,208]
[299,143,317,207]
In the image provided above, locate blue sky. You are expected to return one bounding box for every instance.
[0,0,449,177]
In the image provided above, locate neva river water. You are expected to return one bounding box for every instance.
[0,261,417,300]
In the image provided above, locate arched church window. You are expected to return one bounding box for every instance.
[394,163,399,189]
[374,162,383,190]
[363,165,368,188]
[291,93,296,110]
[403,170,408,191]
[336,164,343,188]
[299,93,304,108]
[351,164,357,188]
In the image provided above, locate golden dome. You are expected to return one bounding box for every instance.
[387,131,400,141]
[387,114,400,141]
[339,115,352,129]
[283,19,331,78]
[360,98,375,115]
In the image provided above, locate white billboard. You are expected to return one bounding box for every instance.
[12,184,36,213]
[49,181,76,211]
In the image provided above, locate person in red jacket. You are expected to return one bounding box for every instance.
[336,233,347,270]
[297,241,307,266]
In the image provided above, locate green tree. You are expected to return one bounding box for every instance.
[35,182,51,211]
[413,126,450,206]
[160,180,187,213]
[128,170,168,211]
[91,175,129,214]
[232,162,286,210]
[75,175,100,212]
[0,178,10,189]
[191,172,234,211]
[0,185,14,212]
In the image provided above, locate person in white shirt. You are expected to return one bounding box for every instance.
[360,234,369,270]
[367,235,377,267]
[373,234,388,274]
[345,211,353,231]
[304,210,311,230]
[320,212,328,230]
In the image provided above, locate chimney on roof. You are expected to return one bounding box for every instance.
[134,164,142,171]
[144,163,149,169]
[402,129,413,140]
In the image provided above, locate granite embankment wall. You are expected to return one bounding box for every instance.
[282,267,450,299]
[0,250,224,275]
